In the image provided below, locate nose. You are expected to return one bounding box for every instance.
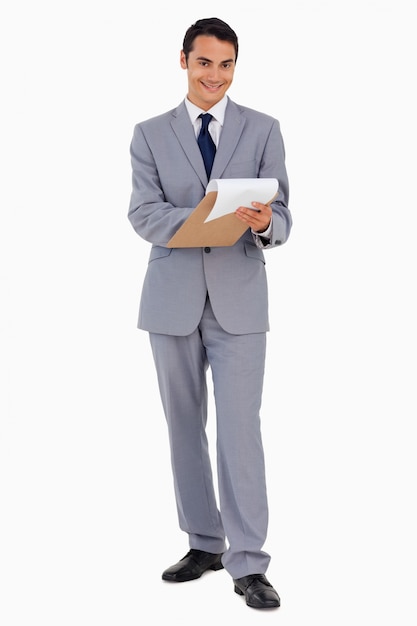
[207,66,220,82]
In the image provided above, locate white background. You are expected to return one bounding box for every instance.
[1,1,416,624]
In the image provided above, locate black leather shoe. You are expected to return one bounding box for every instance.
[233,574,280,609]
[162,549,224,582]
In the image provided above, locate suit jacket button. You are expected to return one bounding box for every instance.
[204,247,211,253]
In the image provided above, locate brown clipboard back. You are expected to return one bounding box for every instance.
[167,191,249,248]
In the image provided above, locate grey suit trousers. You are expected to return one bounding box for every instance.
[149,296,271,579]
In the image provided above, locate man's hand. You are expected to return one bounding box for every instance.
[235,201,272,233]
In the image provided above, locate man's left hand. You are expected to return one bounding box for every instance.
[235,202,272,233]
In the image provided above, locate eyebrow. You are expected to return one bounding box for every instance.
[196,56,235,64]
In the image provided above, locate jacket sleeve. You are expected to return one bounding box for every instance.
[253,119,292,249]
[127,123,194,246]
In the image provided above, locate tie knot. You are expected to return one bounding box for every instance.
[199,113,213,130]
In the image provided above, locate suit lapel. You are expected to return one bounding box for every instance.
[170,99,246,186]
[211,100,246,180]
[170,103,207,185]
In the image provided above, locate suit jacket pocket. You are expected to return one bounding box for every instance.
[244,241,265,264]
[226,159,257,178]
[148,245,172,263]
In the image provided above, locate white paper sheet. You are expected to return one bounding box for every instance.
[204,178,279,222]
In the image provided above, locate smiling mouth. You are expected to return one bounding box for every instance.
[201,82,223,90]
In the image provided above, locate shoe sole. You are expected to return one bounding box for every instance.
[162,562,224,582]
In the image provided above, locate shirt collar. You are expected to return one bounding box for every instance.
[184,95,228,126]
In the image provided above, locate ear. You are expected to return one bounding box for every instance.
[180,50,187,69]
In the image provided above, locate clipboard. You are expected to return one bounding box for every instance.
[167,191,249,248]
[167,178,278,248]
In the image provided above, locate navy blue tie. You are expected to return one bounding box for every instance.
[197,113,216,178]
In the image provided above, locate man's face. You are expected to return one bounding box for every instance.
[180,35,236,110]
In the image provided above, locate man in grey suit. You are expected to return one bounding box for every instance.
[128,17,292,610]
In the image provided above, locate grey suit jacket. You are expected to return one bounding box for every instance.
[128,98,292,336]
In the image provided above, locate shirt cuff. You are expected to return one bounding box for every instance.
[253,221,272,238]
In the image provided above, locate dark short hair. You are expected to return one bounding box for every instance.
[182,18,239,63]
